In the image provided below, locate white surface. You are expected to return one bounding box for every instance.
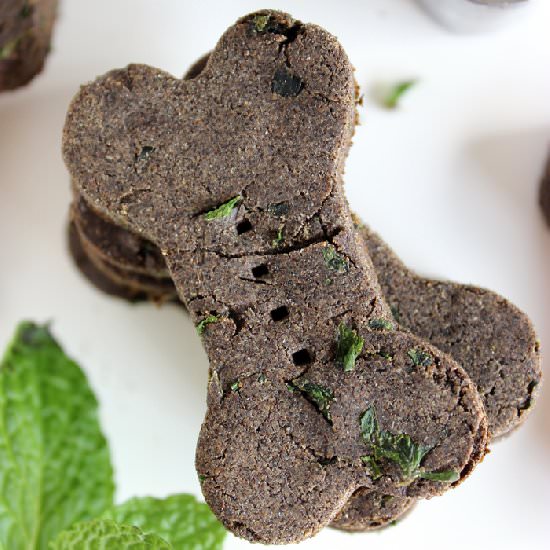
[1,0,549,548]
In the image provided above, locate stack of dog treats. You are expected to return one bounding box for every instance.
[0,0,57,91]
[63,11,542,544]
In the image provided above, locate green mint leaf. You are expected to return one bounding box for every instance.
[383,80,417,109]
[359,402,435,482]
[102,494,226,550]
[291,378,334,423]
[390,305,400,322]
[50,519,171,549]
[368,318,394,331]
[360,405,378,442]
[230,380,241,392]
[336,323,364,372]
[252,14,270,32]
[0,37,20,60]
[322,245,349,274]
[204,196,241,221]
[375,431,431,481]
[419,470,459,483]
[20,3,34,18]
[361,455,382,480]
[272,225,284,247]
[407,348,433,367]
[196,315,222,335]
[0,322,114,550]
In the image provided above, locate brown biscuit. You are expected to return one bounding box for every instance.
[63,11,487,543]
[0,0,57,91]
[539,152,550,227]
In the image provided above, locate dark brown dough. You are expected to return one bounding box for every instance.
[0,0,57,91]
[63,11,487,543]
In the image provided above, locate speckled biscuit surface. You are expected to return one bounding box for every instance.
[0,0,57,90]
[63,11,487,543]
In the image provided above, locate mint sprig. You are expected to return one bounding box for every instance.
[0,322,227,549]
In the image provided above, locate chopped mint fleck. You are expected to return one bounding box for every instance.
[359,403,454,483]
[336,323,364,372]
[230,380,241,393]
[20,3,33,18]
[204,196,241,221]
[272,68,303,97]
[196,314,222,335]
[360,405,378,441]
[322,245,349,274]
[252,14,270,32]
[419,469,459,482]
[272,225,284,247]
[258,373,267,384]
[291,377,334,423]
[408,348,433,367]
[0,37,21,60]
[383,80,417,109]
[136,145,154,161]
[390,305,401,322]
[368,318,394,331]
[198,474,206,483]
[361,455,382,479]
[286,383,295,392]
[269,202,289,217]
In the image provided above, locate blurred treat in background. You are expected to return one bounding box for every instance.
[0,0,58,91]
[417,0,532,33]
[539,152,550,227]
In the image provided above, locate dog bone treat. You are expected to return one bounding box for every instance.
[539,152,550,227]
[0,0,57,91]
[63,11,487,543]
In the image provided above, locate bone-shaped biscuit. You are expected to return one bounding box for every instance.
[63,11,487,543]
[71,199,540,531]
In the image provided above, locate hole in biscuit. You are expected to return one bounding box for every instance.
[292,349,312,366]
[270,306,289,322]
[252,264,269,278]
[237,219,253,234]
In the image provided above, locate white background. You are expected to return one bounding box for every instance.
[1,0,549,548]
